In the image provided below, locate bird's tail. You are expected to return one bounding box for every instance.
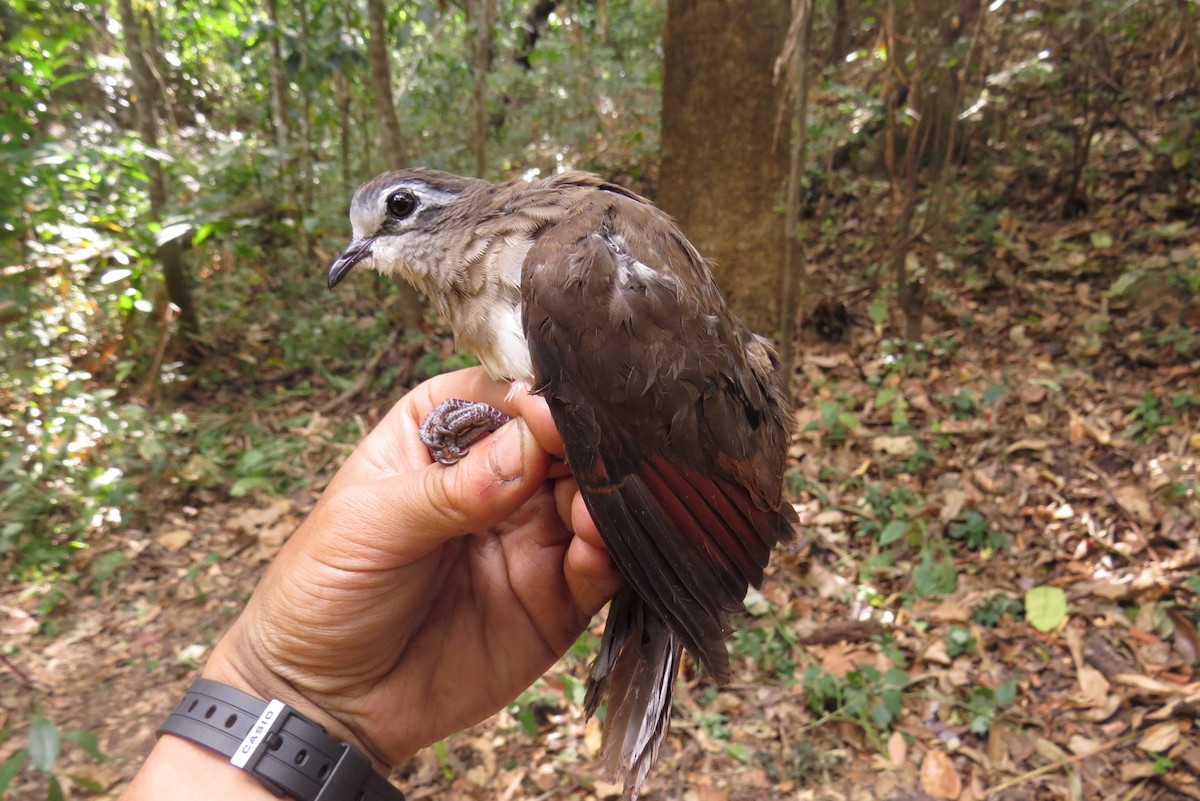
[585,588,681,800]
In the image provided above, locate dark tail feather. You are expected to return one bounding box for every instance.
[585,589,681,799]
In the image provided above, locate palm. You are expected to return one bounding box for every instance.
[215,368,616,766]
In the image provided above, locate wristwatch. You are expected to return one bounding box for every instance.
[158,679,405,801]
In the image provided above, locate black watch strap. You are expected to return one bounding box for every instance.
[158,679,405,801]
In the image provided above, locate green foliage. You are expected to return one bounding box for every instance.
[1125,391,1173,441]
[801,663,910,746]
[948,389,977,420]
[956,682,1017,736]
[0,367,191,574]
[732,618,798,681]
[807,398,864,438]
[507,680,561,737]
[858,483,923,546]
[944,625,976,658]
[0,714,106,800]
[947,510,1011,553]
[970,594,1025,627]
[414,350,480,382]
[1025,586,1068,633]
[911,545,958,599]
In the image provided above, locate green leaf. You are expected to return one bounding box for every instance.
[1089,230,1113,249]
[192,222,217,246]
[229,476,271,497]
[62,729,105,761]
[48,774,65,801]
[723,742,753,763]
[878,519,908,545]
[983,382,1006,406]
[995,681,1018,706]
[28,716,60,772]
[68,774,105,792]
[1025,585,1067,632]
[0,750,27,792]
[868,293,888,325]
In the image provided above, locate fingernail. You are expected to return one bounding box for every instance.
[488,418,528,483]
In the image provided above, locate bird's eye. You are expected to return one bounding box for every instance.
[386,190,418,219]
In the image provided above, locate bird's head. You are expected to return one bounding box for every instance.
[327,169,490,290]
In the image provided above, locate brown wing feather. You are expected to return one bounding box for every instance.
[521,187,796,678]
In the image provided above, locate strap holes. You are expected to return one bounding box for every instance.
[203,704,217,719]
[317,763,330,779]
[224,714,238,729]
[294,749,308,766]
[267,734,283,751]
[186,699,199,713]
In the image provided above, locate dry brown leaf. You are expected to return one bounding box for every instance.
[821,646,875,677]
[930,601,972,623]
[811,509,848,526]
[1169,609,1200,663]
[254,520,293,561]
[1137,721,1181,753]
[920,749,962,800]
[227,498,294,533]
[987,723,1010,765]
[1005,438,1054,454]
[1113,485,1155,525]
[871,435,918,458]
[685,783,729,801]
[583,716,603,758]
[923,638,952,666]
[1076,665,1110,708]
[1119,761,1161,782]
[592,780,624,799]
[0,606,38,636]
[1018,382,1047,404]
[1067,734,1101,755]
[1115,673,1183,694]
[156,528,193,552]
[808,562,855,600]
[887,730,908,767]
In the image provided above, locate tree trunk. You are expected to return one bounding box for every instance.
[366,0,408,166]
[659,0,791,336]
[116,0,199,347]
[335,0,353,191]
[471,0,493,176]
[264,0,290,155]
[779,0,815,380]
[297,0,315,216]
[364,0,424,332]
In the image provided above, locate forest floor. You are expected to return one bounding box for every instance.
[4,165,1200,801]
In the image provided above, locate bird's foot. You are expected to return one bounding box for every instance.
[420,399,512,465]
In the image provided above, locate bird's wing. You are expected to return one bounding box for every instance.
[521,191,796,680]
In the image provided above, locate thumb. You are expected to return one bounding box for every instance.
[401,417,551,547]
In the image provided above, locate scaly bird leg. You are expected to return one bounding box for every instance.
[419,399,512,465]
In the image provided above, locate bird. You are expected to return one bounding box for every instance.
[328,168,798,798]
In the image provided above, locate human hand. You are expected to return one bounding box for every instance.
[202,366,622,769]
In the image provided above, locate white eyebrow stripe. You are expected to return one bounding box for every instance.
[384,182,460,208]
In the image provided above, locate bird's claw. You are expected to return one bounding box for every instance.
[420,399,512,465]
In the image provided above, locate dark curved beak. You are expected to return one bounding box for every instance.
[328,237,374,289]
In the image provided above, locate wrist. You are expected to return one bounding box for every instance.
[122,734,278,800]
[203,621,396,773]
